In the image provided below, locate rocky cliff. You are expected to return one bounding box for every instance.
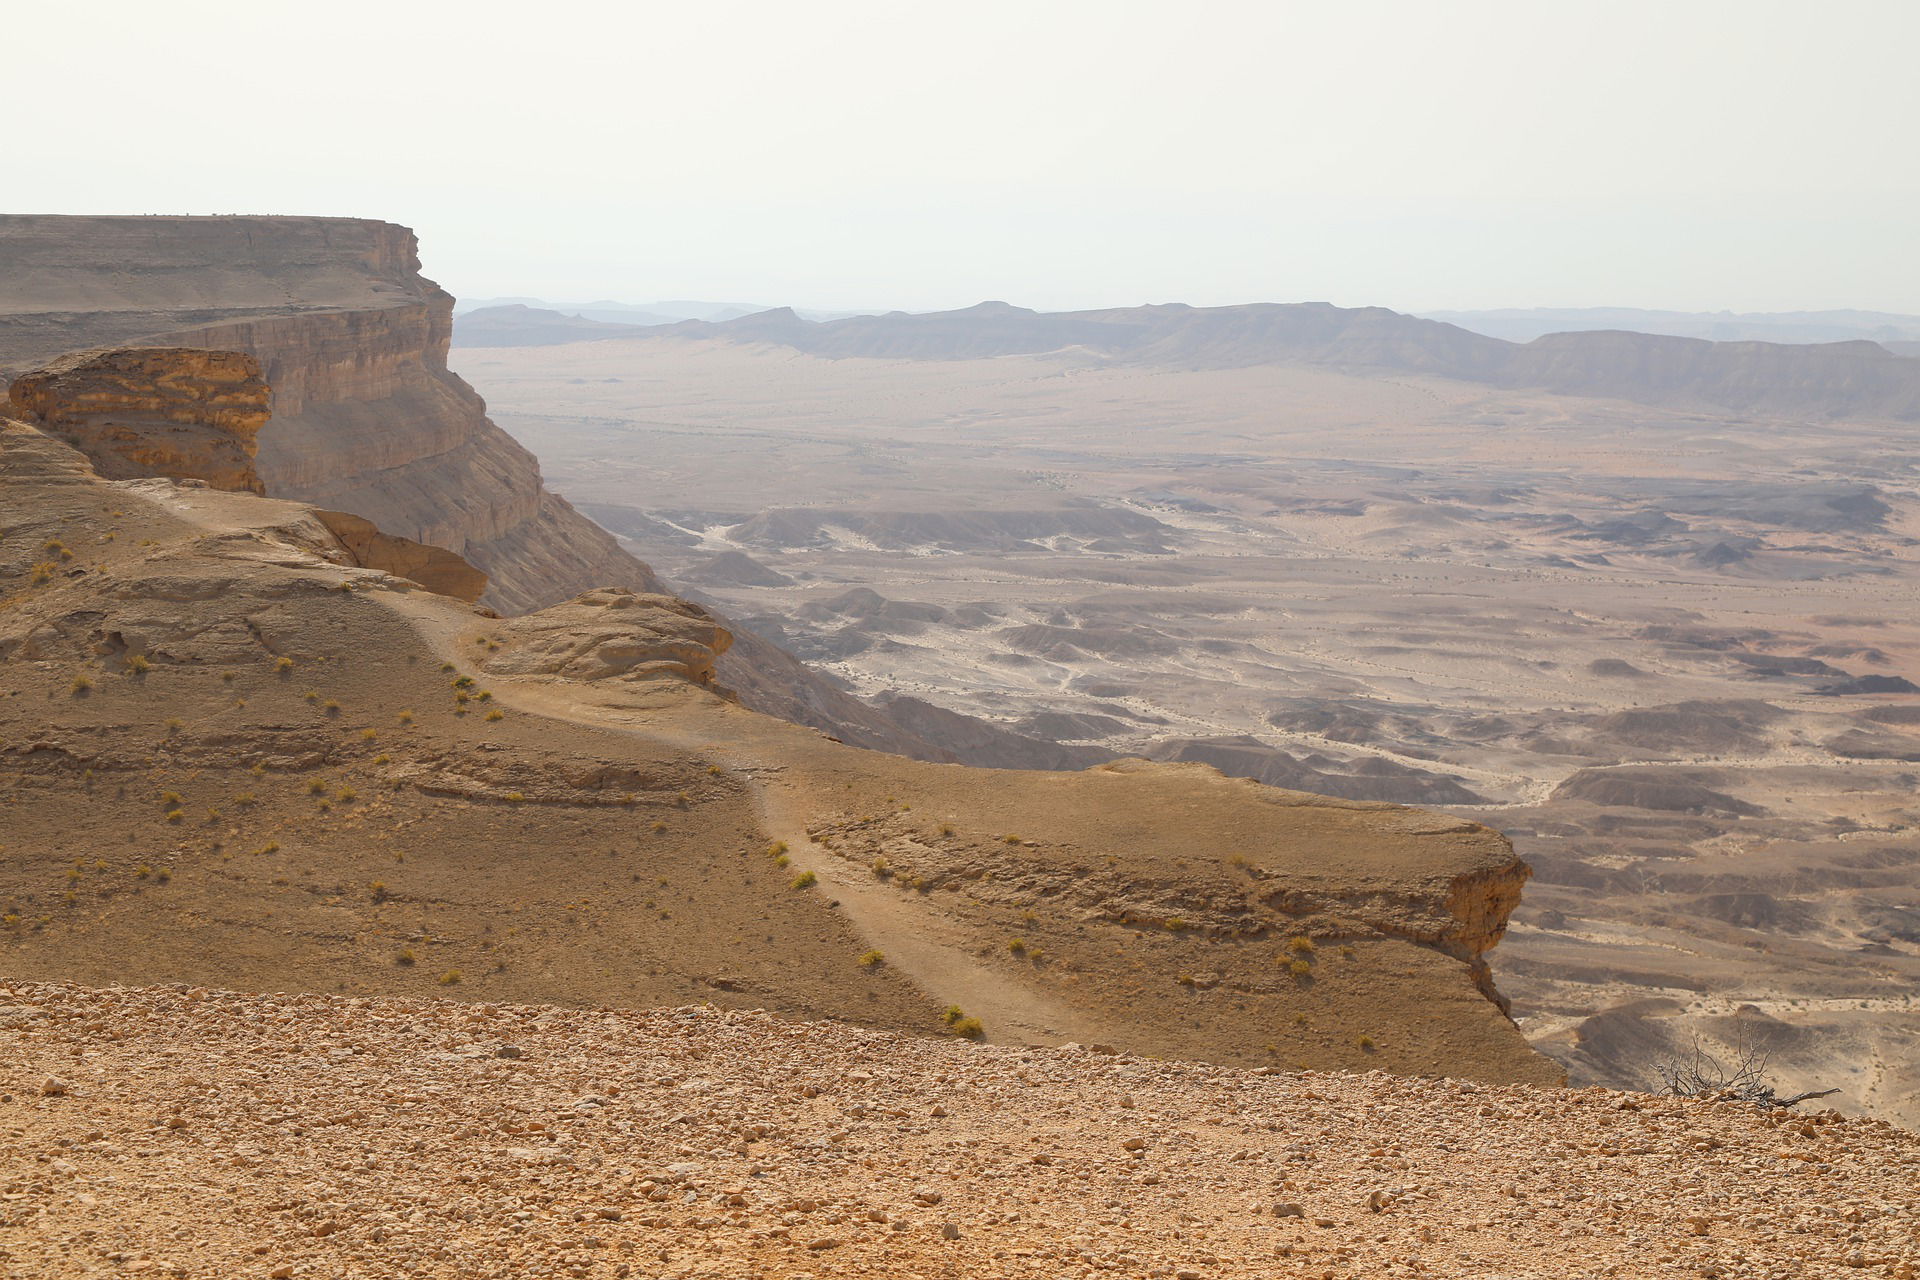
[0,215,974,761]
[7,346,270,493]
[0,216,625,606]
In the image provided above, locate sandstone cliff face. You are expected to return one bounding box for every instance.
[7,346,269,492]
[481,587,733,686]
[147,262,645,610]
[0,215,1040,763]
[0,215,430,370]
[311,510,489,603]
[0,216,641,612]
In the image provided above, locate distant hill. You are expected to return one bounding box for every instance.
[452,303,669,346]
[1423,306,1920,345]
[452,296,876,325]
[653,300,1920,420]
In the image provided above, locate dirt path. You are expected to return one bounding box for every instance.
[380,590,1094,1047]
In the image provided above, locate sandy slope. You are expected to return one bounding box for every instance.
[1,414,1553,1086]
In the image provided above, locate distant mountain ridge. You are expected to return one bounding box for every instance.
[1423,306,1920,345]
[453,303,661,346]
[453,297,874,324]
[649,300,1920,420]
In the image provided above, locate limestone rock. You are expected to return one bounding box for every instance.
[8,346,269,492]
[481,587,733,686]
[312,509,488,602]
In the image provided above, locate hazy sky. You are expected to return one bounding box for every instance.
[17,1,1919,313]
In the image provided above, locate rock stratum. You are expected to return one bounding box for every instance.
[0,411,1554,1088]
[7,345,271,493]
[0,216,661,612]
[0,214,1010,764]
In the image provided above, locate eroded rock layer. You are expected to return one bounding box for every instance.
[311,509,489,603]
[0,214,972,760]
[0,216,658,612]
[482,587,732,686]
[8,346,269,493]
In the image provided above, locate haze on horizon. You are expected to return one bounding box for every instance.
[13,0,1920,315]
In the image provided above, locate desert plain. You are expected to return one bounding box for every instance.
[454,330,1920,1123]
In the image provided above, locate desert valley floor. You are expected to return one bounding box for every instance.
[453,335,1920,1123]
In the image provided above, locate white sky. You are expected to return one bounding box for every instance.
[16,0,1919,313]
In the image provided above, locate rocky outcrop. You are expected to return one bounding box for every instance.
[311,510,488,602]
[0,216,645,611]
[0,214,986,760]
[481,587,732,686]
[0,215,428,370]
[7,346,269,492]
[150,272,631,610]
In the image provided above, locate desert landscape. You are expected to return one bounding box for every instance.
[8,978,1918,1279]
[5,100,1918,1280]
[449,307,1920,1122]
[0,216,1645,1279]
[9,0,1919,1272]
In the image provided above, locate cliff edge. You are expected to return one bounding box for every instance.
[0,215,980,762]
[0,412,1554,1085]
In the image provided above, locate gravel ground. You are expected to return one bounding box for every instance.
[2,979,1915,1279]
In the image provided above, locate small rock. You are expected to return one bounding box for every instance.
[1121,1137,1147,1152]
[940,1223,961,1240]
[495,1045,524,1059]
[1273,1203,1306,1218]
[39,1077,69,1097]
